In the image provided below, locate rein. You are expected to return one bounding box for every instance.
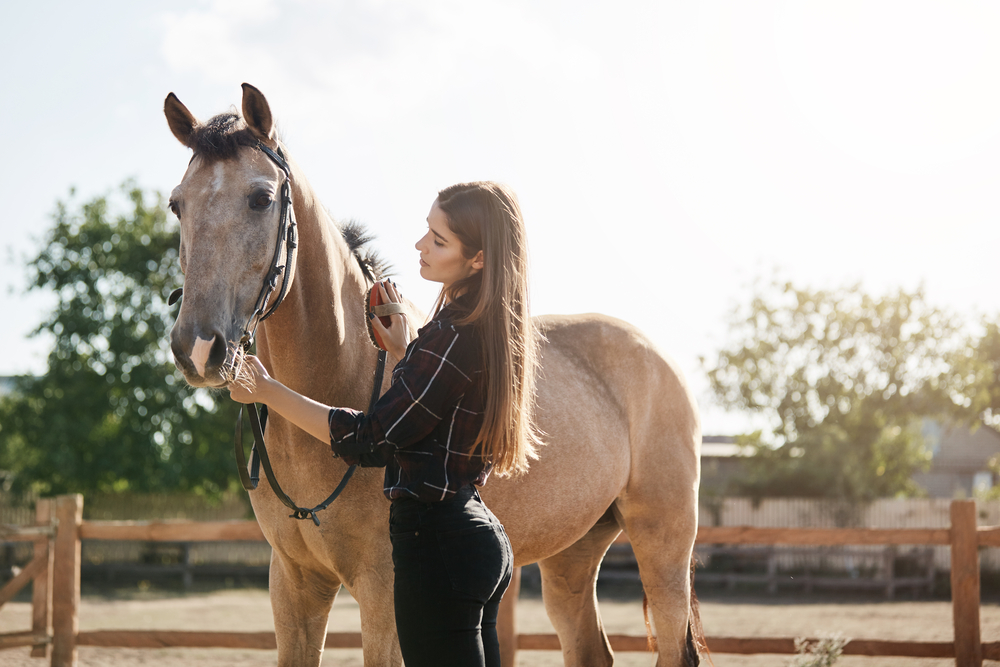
[224,141,387,526]
[233,264,388,526]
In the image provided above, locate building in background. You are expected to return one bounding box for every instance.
[699,435,747,496]
[698,425,1000,500]
[913,422,1000,499]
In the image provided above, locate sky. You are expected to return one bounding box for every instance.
[2,0,999,436]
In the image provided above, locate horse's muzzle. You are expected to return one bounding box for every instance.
[170,327,231,387]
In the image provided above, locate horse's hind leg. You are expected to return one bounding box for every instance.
[537,509,622,667]
[615,478,699,666]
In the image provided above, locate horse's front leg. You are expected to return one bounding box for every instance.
[270,551,339,667]
[348,567,403,666]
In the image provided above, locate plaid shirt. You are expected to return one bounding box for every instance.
[328,299,491,502]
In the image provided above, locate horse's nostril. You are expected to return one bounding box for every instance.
[208,332,229,370]
[171,338,193,370]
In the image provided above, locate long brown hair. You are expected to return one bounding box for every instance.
[434,181,541,476]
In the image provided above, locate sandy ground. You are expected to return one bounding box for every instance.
[2,587,999,666]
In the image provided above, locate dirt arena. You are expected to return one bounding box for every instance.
[2,587,999,666]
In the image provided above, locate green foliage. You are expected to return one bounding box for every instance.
[0,183,238,496]
[703,280,966,502]
[949,318,1000,429]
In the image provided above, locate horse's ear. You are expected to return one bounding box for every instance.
[164,93,199,148]
[241,83,275,142]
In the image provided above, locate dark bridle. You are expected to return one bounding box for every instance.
[237,141,299,353]
[171,141,387,526]
[169,141,298,349]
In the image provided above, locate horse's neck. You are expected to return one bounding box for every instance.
[256,169,376,412]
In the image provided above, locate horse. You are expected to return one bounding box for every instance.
[164,83,703,667]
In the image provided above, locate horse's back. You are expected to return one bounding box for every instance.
[536,312,700,449]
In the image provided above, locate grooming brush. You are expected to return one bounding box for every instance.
[365,281,406,350]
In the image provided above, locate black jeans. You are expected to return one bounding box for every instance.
[389,485,513,667]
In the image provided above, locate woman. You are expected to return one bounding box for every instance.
[229,181,540,666]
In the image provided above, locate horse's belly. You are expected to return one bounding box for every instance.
[480,353,629,564]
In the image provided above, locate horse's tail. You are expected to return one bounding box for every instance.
[686,558,712,666]
[641,559,712,665]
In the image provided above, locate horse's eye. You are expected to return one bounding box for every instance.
[251,194,273,210]
[168,201,181,219]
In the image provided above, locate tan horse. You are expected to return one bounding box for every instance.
[164,83,702,667]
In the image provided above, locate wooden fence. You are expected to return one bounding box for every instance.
[0,498,55,656]
[1,496,998,666]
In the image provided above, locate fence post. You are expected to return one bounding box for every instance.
[31,498,55,658]
[950,499,982,667]
[51,494,83,667]
[498,565,521,667]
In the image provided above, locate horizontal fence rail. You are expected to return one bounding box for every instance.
[79,520,264,542]
[0,525,56,541]
[61,631,1000,661]
[693,526,953,545]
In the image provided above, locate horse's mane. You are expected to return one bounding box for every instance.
[340,219,392,281]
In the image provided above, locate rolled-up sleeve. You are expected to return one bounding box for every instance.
[328,322,476,466]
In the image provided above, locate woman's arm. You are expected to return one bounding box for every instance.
[228,320,475,463]
[228,356,330,444]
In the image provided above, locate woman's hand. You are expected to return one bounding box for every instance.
[228,355,332,444]
[228,355,274,404]
[370,280,411,360]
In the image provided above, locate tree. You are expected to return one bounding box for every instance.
[0,183,238,496]
[949,318,1000,430]
[702,279,967,502]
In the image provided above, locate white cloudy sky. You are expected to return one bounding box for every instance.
[2,0,999,435]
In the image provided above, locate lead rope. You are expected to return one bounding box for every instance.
[234,346,387,526]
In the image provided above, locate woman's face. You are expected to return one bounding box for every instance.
[415,200,483,290]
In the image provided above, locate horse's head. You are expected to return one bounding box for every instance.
[164,84,297,388]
